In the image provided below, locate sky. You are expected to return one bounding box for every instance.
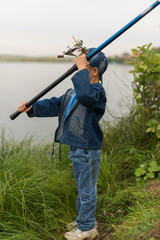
[0,0,160,57]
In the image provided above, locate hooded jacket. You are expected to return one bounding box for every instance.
[28,69,107,149]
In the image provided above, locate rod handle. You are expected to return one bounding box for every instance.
[10,110,22,120]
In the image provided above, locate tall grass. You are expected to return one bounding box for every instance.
[0,129,77,239]
[0,109,160,240]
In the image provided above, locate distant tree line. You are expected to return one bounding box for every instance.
[0,46,159,63]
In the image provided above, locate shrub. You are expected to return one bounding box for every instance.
[130,44,160,140]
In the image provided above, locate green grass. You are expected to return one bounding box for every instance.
[0,110,160,240]
[110,186,160,240]
[0,130,77,239]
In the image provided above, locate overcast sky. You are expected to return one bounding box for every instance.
[0,0,159,57]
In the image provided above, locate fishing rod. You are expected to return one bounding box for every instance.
[10,0,160,120]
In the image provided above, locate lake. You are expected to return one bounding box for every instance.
[0,62,133,143]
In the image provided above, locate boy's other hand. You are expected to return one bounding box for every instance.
[18,101,32,113]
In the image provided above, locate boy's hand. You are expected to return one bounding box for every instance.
[18,101,32,113]
[75,54,89,71]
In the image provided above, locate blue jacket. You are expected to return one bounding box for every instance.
[28,69,107,149]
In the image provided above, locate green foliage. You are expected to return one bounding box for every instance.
[135,160,160,181]
[146,119,160,139]
[102,113,159,178]
[130,44,160,140]
[100,181,160,239]
[111,202,160,240]
[0,131,77,240]
[100,111,160,237]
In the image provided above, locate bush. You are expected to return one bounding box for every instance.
[130,44,160,139]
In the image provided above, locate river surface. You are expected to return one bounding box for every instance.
[0,62,133,142]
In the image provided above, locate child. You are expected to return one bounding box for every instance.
[18,49,108,240]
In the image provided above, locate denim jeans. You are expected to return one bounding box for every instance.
[69,147,101,231]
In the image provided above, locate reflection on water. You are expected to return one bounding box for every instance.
[0,62,133,142]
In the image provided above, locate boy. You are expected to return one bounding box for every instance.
[18,49,108,240]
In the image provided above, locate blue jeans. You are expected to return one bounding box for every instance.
[69,147,101,231]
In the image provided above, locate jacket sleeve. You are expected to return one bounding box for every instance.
[27,95,64,117]
[71,69,106,108]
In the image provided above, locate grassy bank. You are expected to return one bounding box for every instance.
[0,110,160,240]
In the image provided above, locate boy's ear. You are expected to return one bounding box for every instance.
[93,67,99,76]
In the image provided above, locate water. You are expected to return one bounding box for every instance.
[0,62,133,142]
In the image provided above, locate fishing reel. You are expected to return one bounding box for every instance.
[57,36,88,58]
